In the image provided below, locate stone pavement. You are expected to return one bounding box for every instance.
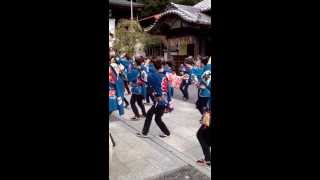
[109,91,211,180]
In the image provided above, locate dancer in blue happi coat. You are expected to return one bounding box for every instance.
[137,57,171,138]
[192,56,211,115]
[109,59,125,116]
[144,57,156,104]
[191,56,212,167]
[108,56,126,149]
[118,53,133,95]
[179,57,193,101]
[114,55,130,108]
[127,56,147,120]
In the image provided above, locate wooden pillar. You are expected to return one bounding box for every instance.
[194,36,200,57]
[200,38,206,56]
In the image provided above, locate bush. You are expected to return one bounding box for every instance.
[113,19,164,57]
[113,19,146,57]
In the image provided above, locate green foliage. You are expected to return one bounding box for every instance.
[114,19,146,57]
[114,19,164,56]
[137,0,202,18]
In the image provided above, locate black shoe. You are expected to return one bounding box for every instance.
[159,133,170,138]
[130,116,139,121]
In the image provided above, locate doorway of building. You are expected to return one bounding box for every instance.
[187,44,194,57]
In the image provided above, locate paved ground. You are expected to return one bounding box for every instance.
[159,165,210,180]
[109,87,211,180]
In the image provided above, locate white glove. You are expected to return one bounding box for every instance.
[117,97,123,106]
[119,64,125,71]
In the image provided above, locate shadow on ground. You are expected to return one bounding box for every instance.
[148,165,210,180]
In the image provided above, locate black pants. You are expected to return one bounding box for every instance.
[146,86,155,103]
[130,94,146,117]
[142,104,170,136]
[145,86,151,103]
[197,125,211,161]
[123,96,129,107]
[180,80,189,99]
[124,80,131,94]
[196,97,210,115]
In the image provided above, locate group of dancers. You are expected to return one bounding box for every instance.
[109,49,213,167]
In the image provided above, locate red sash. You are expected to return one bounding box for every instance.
[109,66,117,84]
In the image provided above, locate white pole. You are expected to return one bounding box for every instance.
[130,0,133,20]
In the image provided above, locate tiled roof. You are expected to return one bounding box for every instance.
[145,2,210,32]
[193,0,211,12]
[144,23,156,32]
[109,0,144,8]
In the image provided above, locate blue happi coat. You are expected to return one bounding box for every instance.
[199,73,211,98]
[191,66,204,81]
[109,64,125,115]
[127,66,147,96]
[145,63,156,74]
[191,64,211,98]
[117,57,134,80]
[118,57,133,71]
[147,70,170,108]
